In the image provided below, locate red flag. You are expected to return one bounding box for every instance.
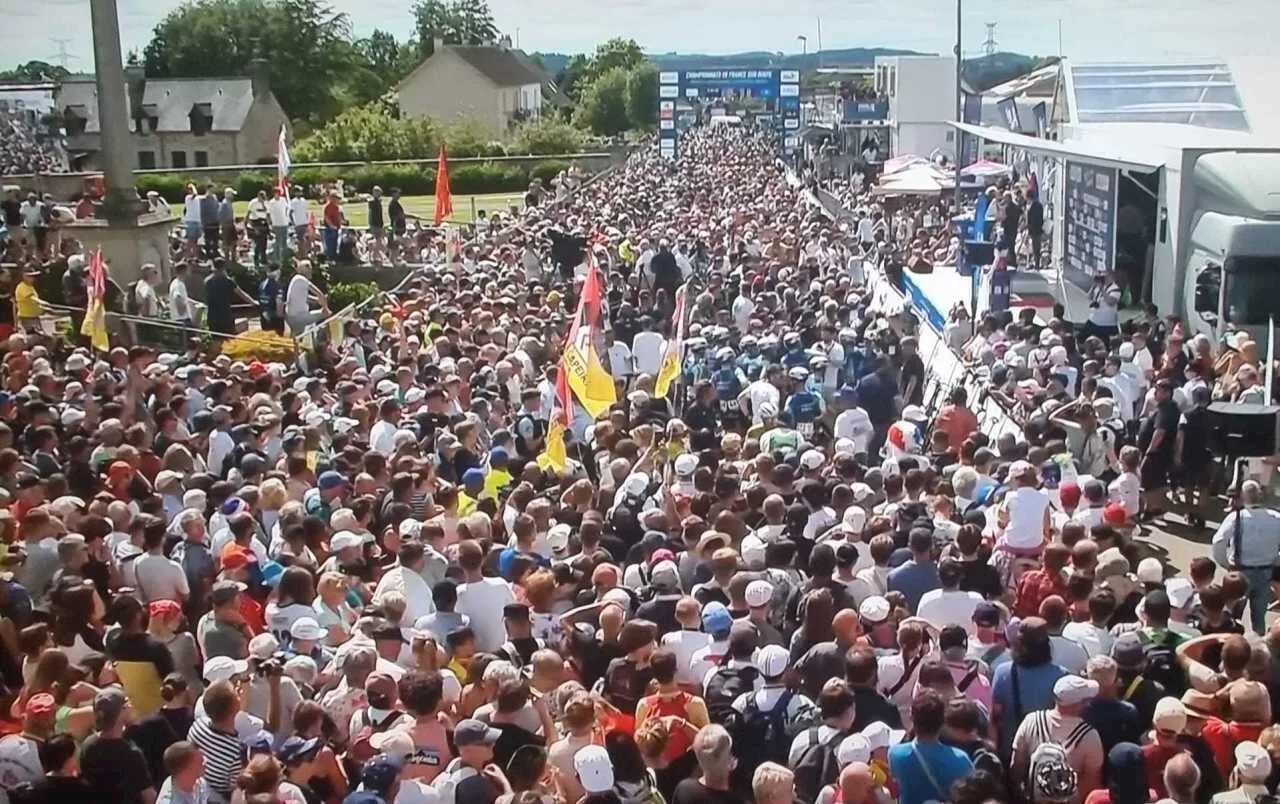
[433,144,453,225]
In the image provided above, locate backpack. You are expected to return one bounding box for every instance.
[735,690,796,769]
[705,664,760,726]
[430,758,478,804]
[347,709,406,765]
[793,726,844,804]
[1027,741,1078,803]
[1142,629,1186,698]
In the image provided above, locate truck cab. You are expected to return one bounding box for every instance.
[1182,152,1280,342]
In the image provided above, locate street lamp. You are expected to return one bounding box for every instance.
[797,35,807,58]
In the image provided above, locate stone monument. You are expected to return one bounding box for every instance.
[66,0,174,285]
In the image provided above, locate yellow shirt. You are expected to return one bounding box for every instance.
[484,468,512,500]
[15,281,40,319]
[457,491,477,517]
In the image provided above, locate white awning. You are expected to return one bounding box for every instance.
[950,121,1163,173]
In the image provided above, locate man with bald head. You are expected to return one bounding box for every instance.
[794,606,862,698]
[836,762,881,804]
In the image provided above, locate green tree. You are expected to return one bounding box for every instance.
[512,117,584,155]
[412,0,498,57]
[142,0,357,123]
[588,38,646,80]
[344,29,417,105]
[573,67,630,136]
[556,53,590,100]
[0,61,70,82]
[625,64,659,130]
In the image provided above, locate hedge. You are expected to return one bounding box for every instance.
[134,158,580,203]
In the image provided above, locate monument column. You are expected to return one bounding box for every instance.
[89,0,136,224]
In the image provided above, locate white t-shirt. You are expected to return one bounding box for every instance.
[133,553,190,603]
[373,566,436,624]
[661,629,712,687]
[632,332,666,377]
[169,277,192,321]
[1061,621,1114,659]
[1108,472,1140,518]
[0,734,44,798]
[264,602,315,638]
[267,197,290,227]
[456,577,516,652]
[732,295,754,333]
[608,342,635,378]
[1004,486,1050,550]
[917,588,984,633]
[285,274,312,317]
[182,195,201,224]
[369,420,398,456]
[289,197,308,227]
[834,407,874,454]
[744,380,781,424]
[1050,635,1090,674]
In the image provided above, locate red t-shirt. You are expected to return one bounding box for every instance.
[934,404,979,451]
[323,201,342,229]
[1014,569,1067,618]
[1202,717,1265,778]
[1141,742,1185,797]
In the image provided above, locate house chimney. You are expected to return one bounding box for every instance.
[123,62,145,113]
[498,34,512,50]
[248,57,270,98]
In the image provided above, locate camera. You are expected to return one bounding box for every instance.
[255,651,289,678]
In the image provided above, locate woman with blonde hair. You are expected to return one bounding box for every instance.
[258,477,287,539]
[312,571,355,646]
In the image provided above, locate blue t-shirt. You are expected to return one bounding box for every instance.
[497,546,549,581]
[886,560,939,613]
[888,739,973,804]
[990,661,1067,754]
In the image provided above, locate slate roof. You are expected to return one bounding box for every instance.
[58,77,259,135]
[446,46,545,87]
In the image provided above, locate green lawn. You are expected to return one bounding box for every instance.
[231,192,524,227]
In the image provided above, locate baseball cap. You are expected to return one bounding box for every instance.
[1152,697,1187,732]
[1052,675,1099,706]
[360,754,403,794]
[574,745,614,793]
[1111,632,1146,669]
[800,449,825,471]
[674,453,698,476]
[547,523,572,558]
[318,471,349,491]
[93,687,128,729]
[203,655,250,683]
[972,601,1001,628]
[861,721,905,751]
[858,595,890,624]
[1136,558,1163,585]
[249,633,280,660]
[756,644,789,678]
[1235,741,1272,779]
[290,617,326,642]
[701,602,733,634]
[25,693,55,718]
[221,544,256,570]
[901,405,927,423]
[1103,502,1128,525]
[211,580,247,607]
[330,531,364,552]
[837,733,871,767]
[277,735,322,765]
[745,579,774,608]
[650,560,680,591]
[454,718,502,747]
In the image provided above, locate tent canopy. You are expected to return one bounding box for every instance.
[876,164,954,195]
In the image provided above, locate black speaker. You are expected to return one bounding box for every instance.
[1207,402,1280,457]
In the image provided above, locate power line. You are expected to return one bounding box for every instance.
[49,37,79,68]
[982,22,998,56]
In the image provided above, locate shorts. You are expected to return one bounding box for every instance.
[184,221,201,240]
[1140,455,1171,490]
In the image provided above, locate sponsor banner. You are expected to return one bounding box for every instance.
[659,71,680,84]
[659,85,679,98]
[780,69,800,83]
[780,83,800,97]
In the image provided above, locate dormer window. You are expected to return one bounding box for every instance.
[134,104,158,134]
[189,103,212,135]
[63,105,87,135]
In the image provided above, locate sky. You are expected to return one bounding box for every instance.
[3,0,1276,70]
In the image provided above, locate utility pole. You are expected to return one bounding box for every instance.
[982,23,998,56]
[797,35,807,59]
[816,17,823,68]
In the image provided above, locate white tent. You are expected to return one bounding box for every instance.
[961,159,1012,179]
[881,154,931,177]
[875,164,953,195]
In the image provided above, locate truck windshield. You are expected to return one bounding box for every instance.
[1224,257,1280,326]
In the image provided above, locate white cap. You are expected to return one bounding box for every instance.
[1152,696,1187,732]
[203,655,249,682]
[1053,674,1100,706]
[249,633,279,660]
[741,534,767,569]
[547,523,572,556]
[1235,741,1272,779]
[859,595,890,624]
[1136,557,1164,585]
[1165,577,1195,610]
[65,354,90,372]
[399,519,423,539]
[800,449,825,471]
[574,745,615,793]
[627,389,650,406]
[61,408,86,427]
[376,379,398,396]
[901,405,927,423]
[650,560,680,590]
[837,733,872,767]
[841,506,867,535]
[620,473,649,497]
[369,729,417,759]
[849,482,873,503]
[745,580,774,608]
[674,453,698,476]
[759,401,779,419]
[330,531,364,552]
[861,721,905,750]
[289,617,326,642]
[756,644,789,677]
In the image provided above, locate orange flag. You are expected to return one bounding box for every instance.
[433,144,453,225]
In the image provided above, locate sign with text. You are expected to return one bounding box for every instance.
[1063,160,1118,288]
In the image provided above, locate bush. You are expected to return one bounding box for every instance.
[450,163,527,194]
[529,160,572,185]
[327,281,379,312]
[513,118,585,156]
[135,173,191,204]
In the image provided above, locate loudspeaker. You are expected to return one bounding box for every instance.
[1207,402,1280,457]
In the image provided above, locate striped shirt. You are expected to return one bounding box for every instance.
[187,719,245,801]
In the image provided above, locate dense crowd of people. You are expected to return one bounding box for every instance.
[0,124,1276,804]
[0,111,66,178]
